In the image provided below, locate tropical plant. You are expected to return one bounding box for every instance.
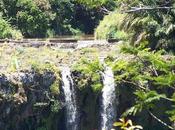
[0,0,104,38]
[113,118,143,130]
[72,57,104,92]
[95,12,129,40]
[111,44,175,129]
[116,0,175,51]
[0,16,22,39]
[16,0,54,37]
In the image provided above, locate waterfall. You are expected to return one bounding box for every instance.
[100,66,116,130]
[61,67,78,130]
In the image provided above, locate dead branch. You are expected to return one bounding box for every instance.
[123,6,175,13]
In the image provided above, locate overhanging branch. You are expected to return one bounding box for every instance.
[123,6,175,13]
[100,6,112,14]
[148,110,174,130]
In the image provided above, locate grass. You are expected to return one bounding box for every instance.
[0,43,119,74]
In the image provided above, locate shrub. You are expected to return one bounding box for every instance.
[0,17,22,39]
[111,44,175,129]
[16,0,54,38]
[72,57,104,92]
[95,12,129,40]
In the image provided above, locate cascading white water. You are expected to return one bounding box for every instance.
[61,67,78,130]
[101,67,116,130]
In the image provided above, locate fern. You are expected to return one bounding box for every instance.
[72,57,104,92]
[123,91,166,117]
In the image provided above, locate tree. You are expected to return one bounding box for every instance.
[112,44,175,129]
[0,0,54,37]
[117,0,175,51]
[0,0,104,38]
[16,0,54,37]
[0,16,22,39]
[82,0,175,51]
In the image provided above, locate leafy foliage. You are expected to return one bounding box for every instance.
[16,0,54,37]
[0,0,104,38]
[0,16,22,39]
[113,118,143,130]
[73,57,104,92]
[124,91,166,116]
[76,0,108,7]
[119,0,175,51]
[95,12,129,40]
[92,0,175,52]
[111,44,175,129]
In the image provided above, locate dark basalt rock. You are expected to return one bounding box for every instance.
[0,71,62,130]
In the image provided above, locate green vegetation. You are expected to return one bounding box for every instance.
[1,0,175,130]
[80,0,175,129]
[95,12,129,40]
[113,118,143,130]
[92,0,175,51]
[115,0,175,51]
[72,57,104,92]
[111,45,175,129]
[0,16,22,39]
[0,0,103,38]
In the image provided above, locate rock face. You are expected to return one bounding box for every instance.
[76,85,100,130]
[0,71,62,130]
[0,70,102,130]
[0,69,169,130]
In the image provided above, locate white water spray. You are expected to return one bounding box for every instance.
[61,67,78,130]
[101,66,116,130]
